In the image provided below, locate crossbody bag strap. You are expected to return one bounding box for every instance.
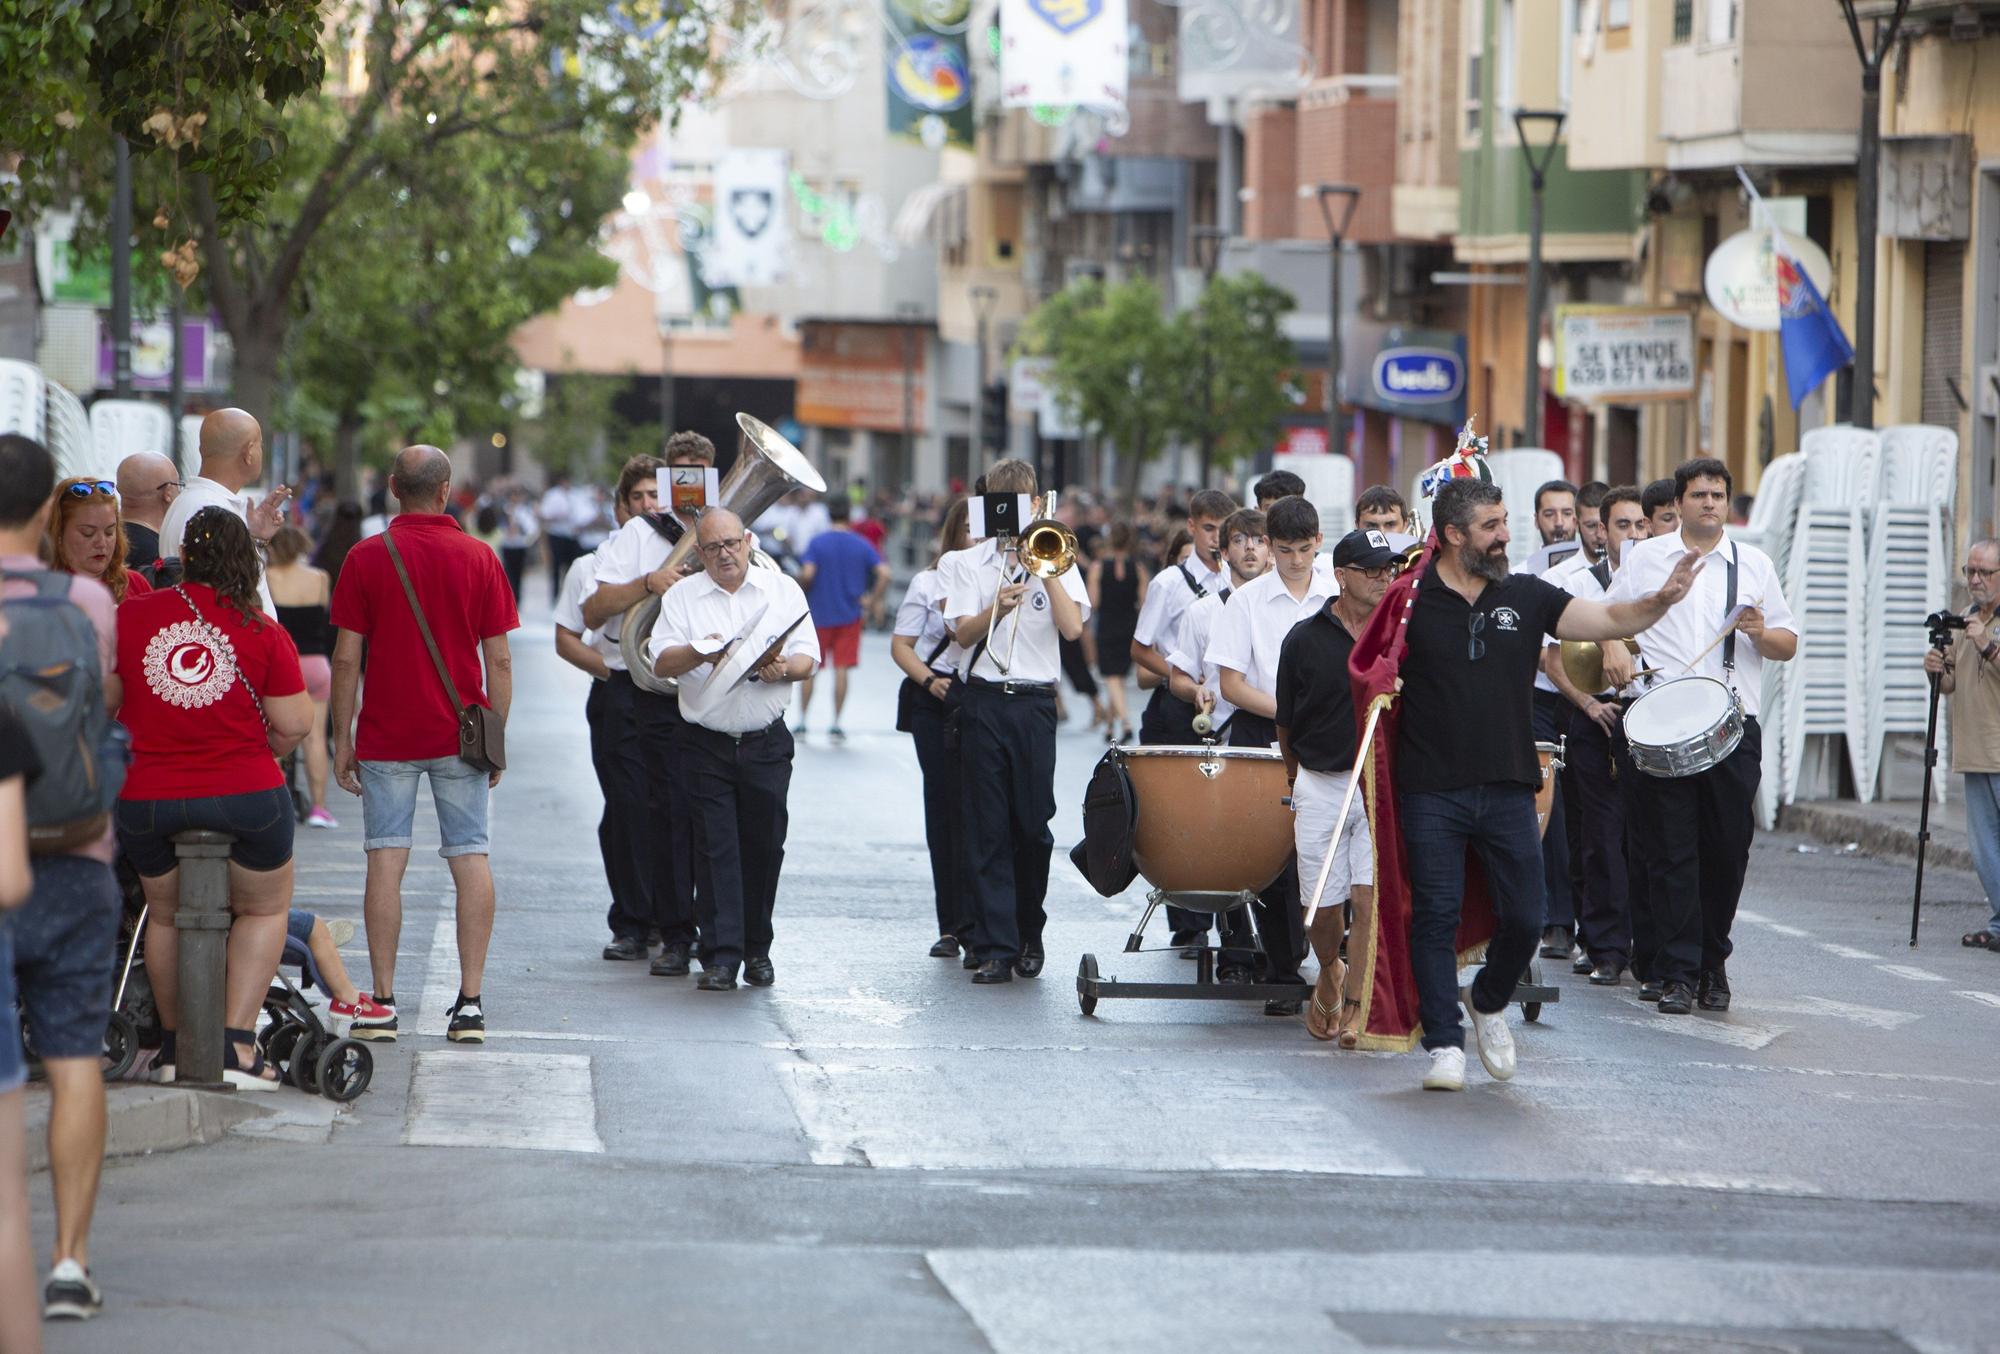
[383,529,466,712]
[1176,561,1207,599]
[924,634,952,669]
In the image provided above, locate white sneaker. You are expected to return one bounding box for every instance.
[44,1258,102,1319]
[1422,1046,1466,1091]
[1461,987,1516,1081]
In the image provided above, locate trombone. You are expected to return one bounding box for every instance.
[987,492,1079,675]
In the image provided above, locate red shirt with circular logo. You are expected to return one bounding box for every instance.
[116,582,305,800]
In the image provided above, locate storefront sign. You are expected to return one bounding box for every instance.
[1275,425,1328,457]
[1703,228,1834,333]
[95,318,215,391]
[1008,356,1081,438]
[1554,306,1695,403]
[1371,347,1464,405]
[795,321,927,433]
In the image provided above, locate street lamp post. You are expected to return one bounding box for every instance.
[1837,0,1910,431]
[897,301,921,486]
[111,135,134,398]
[971,284,997,462]
[1310,184,1360,461]
[1192,226,1227,485]
[1514,109,1567,449]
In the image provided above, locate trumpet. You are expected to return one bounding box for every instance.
[988,495,1080,674]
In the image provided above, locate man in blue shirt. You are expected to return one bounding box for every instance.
[796,496,890,742]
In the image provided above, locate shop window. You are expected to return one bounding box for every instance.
[1605,0,1630,28]
[1671,0,1693,43]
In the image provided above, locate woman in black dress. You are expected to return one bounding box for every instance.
[1086,521,1148,743]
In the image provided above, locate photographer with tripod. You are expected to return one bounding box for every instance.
[1924,540,2000,952]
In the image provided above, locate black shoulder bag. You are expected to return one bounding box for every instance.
[895,635,954,734]
[383,531,506,773]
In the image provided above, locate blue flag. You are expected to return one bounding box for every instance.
[1774,242,1853,410]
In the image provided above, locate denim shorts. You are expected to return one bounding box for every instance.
[115,787,296,877]
[0,920,22,1094]
[361,757,490,858]
[9,855,120,1060]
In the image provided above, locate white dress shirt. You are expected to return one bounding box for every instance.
[1608,527,1794,720]
[1132,555,1225,652]
[1545,551,1638,700]
[539,486,576,533]
[1522,541,1583,694]
[591,515,680,670]
[941,539,1092,685]
[1205,566,1338,699]
[553,550,619,666]
[893,568,965,675]
[651,566,820,733]
[159,474,275,615]
[1167,589,1239,728]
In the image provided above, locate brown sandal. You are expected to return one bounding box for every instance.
[1336,998,1364,1050]
[1962,931,1999,949]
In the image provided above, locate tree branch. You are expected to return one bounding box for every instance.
[189,174,249,337]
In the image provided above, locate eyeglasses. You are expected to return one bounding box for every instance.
[697,536,745,557]
[1965,566,1996,581]
[1227,533,1267,548]
[1341,565,1392,582]
[65,481,116,498]
[155,479,182,495]
[1467,610,1487,662]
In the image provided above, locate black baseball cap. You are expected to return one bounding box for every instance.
[1332,528,1397,570]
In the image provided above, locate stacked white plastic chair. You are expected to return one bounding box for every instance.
[90,399,174,476]
[1738,453,1806,828]
[0,359,48,441]
[180,414,204,478]
[1867,425,1959,803]
[1780,427,1878,805]
[43,381,96,479]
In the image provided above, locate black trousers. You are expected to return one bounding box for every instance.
[500,545,530,605]
[1059,635,1099,699]
[683,722,793,968]
[958,682,1057,964]
[907,688,973,940]
[1220,713,1306,982]
[1565,703,1630,970]
[547,533,581,601]
[631,678,701,948]
[1139,684,1209,936]
[1618,699,1661,982]
[590,676,656,941]
[1530,689,1576,933]
[1624,716,1762,988]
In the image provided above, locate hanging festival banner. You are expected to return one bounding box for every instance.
[707,149,791,288]
[999,0,1128,111]
[886,0,974,150]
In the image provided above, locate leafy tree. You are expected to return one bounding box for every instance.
[1184,273,1297,483]
[185,0,727,434]
[0,0,324,223]
[1024,277,1197,508]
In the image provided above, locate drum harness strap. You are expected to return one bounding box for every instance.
[1209,583,1236,741]
[1721,541,1740,704]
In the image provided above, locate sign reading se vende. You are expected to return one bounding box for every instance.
[1554,306,1696,403]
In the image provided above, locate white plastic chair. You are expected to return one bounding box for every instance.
[0,360,47,440]
[43,381,96,480]
[90,399,173,474]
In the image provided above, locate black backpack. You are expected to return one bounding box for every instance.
[1068,749,1139,898]
[0,569,130,853]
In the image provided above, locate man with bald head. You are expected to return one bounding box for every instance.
[158,408,291,614]
[648,508,818,990]
[329,444,520,1042]
[115,450,181,579]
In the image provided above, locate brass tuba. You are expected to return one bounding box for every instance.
[621,413,827,695]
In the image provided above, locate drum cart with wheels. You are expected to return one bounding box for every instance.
[1076,888,1312,1015]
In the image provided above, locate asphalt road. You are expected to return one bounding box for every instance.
[30,589,2000,1354]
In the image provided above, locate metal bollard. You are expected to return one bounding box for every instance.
[169,830,234,1090]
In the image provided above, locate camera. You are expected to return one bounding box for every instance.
[1926,609,1968,650]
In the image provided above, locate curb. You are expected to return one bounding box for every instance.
[24,1084,273,1173]
[1777,802,1975,875]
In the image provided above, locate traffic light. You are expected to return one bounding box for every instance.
[981,380,1008,452]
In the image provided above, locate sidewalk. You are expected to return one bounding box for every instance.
[22,1079,341,1172]
[1779,796,1972,874]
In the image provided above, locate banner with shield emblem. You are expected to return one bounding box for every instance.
[708,148,790,289]
[999,0,1128,110]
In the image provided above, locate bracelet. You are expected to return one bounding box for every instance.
[1983,641,1997,663]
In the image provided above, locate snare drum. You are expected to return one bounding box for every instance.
[1624,676,1744,778]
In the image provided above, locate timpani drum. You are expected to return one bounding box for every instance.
[1534,739,1564,839]
[1120,744,1294,901]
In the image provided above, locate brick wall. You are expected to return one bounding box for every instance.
[1243,105,1299,240]
[1294,93,1399,243]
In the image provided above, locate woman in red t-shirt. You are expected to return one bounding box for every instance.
[48,477,150,602]
[113,508,312,1089]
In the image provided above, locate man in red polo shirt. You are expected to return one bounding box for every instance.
[330,445,518,1044]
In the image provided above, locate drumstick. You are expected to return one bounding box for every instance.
[1303,702,1383,927]
[1679,599,1763,675]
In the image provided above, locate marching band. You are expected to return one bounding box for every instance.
[555,416,1795,1091]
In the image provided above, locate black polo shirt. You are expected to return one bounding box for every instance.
[1396,560,1572,794]
[1275,603,1359,774]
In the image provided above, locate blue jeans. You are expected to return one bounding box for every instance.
[1399,783,1546,1051]
[360,757,490,857]
[1963,772,2000,938]
[0,919,21,1094]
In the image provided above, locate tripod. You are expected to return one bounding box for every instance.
[1909,662,1943,948]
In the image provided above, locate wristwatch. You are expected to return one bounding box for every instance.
[1982,640,1997,663]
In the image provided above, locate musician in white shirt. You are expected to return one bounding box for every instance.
[1130,490,1234,729]
[1166,508,1270,742]
[555,460,660,962]
[942,461,1091,985]
[1542,484,1647,988]
[891,498,975,961]
[649,509,819,991]
[1607,459,1796,1016]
